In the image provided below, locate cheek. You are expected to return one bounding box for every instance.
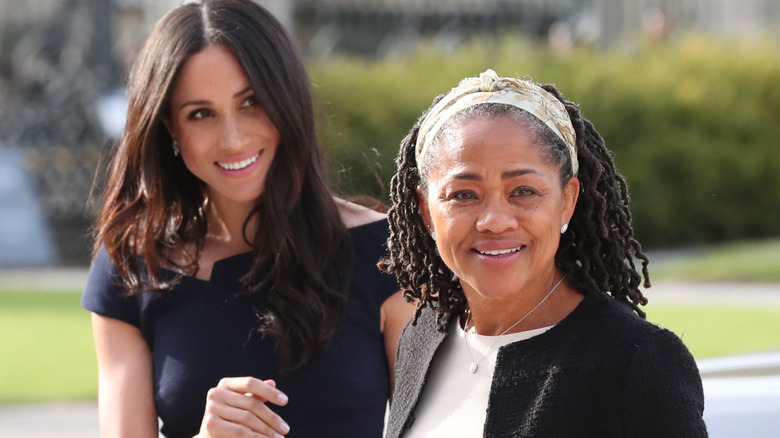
[429,204,471,245]
[526,210,563,252]
[178,131,206,156]
[179,142,207,169]
[428,201,451,228]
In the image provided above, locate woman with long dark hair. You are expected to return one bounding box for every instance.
[82,1,412,436]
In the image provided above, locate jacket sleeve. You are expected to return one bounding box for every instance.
[623,327,709,437]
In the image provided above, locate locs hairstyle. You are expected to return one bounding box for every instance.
[380,84,650,329]
[93,0,348,368]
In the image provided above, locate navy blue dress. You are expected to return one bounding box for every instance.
[82,219,399,438]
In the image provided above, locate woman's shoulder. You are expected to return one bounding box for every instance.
[82,244,145,327]
[85,244,121,286]
[335,197,386,229]
[576,293,656,330]
[547,293,674,353]
[570,294,695,359]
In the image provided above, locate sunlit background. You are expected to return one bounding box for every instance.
[2,0,780,266]
[1,0,779,436]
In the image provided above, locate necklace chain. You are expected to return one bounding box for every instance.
[463,274,567,373]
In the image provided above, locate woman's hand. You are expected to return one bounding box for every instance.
[196,377,290,438]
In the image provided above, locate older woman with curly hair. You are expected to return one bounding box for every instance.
[381,70,707,437]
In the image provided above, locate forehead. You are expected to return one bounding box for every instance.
[426,115,549,175]
[171,45,248,98]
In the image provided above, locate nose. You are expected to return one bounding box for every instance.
[220,113,250,152]
[476,197,518,234]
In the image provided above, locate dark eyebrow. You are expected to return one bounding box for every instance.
[234,86,253,97]
[178,99,209,110]
[453,173,482,181]
[502,169,539,179]
[178,86,254,110]
[452,169,538,181]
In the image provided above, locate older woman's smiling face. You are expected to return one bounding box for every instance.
[418,115,579,305]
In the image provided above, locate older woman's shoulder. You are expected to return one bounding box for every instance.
[571,293,692,356]
[547,294,698,385]
[557,293,676,350]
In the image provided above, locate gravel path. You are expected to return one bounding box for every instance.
[0,401,100,437]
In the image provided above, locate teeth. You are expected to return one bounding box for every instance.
[217,152,259,170]
[479,247,521,256]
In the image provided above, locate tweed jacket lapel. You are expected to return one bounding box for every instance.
[386,307,450,438]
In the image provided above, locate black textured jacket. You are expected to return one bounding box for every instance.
[387,293,708,438]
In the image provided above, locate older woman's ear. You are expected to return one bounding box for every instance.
[560,176,580,228]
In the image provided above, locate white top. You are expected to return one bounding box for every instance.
[405,321,552,438]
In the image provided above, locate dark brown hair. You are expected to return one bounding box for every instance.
[380,82,650,329]
[93,0,348,368]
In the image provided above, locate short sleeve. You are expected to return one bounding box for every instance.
[81,245,142,328]
[623,328,708,437]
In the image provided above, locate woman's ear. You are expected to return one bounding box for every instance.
[561,176,580,226]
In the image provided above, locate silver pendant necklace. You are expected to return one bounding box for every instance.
[463,274,567,373]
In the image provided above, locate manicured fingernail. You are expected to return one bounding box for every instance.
[277,393,288,404]
[274,434,284,438]
[280,421,290,433]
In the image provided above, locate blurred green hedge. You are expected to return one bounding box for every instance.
[308,36,780,247]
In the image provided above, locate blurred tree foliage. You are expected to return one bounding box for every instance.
[309,36,780,248]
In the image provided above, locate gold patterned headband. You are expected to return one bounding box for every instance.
[415,69,578,176]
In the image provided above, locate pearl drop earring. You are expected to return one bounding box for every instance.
[561,223,568,234]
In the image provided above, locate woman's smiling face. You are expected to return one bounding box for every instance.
[418,114,579,303]
[166,44,280,212]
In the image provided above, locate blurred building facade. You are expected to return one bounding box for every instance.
[1,0,778,266]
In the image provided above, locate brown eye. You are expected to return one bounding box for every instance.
[451,190,477,201]
[242,95,257,107]
[188,109,211,120]
[512,187,536,197]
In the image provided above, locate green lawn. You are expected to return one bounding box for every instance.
[647,303,780,359]
[0,290,97,403]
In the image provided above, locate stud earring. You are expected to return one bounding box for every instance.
[560,223,568,234]
[431,231,436,241]
[172,141,181,157]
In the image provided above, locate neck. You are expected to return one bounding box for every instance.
[464,272,573,336]
[205,197,256,254]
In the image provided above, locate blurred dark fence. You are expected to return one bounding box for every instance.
[295,0,579,57]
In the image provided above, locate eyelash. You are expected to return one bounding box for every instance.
[512,187,537,197]
[186,96,258,120]
[187,109,208,120]
[442,190,475,202]
[242,95,257,107]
